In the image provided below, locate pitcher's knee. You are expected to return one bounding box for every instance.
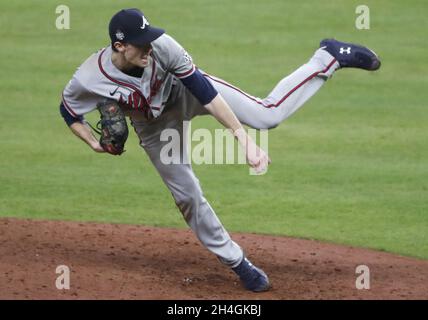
[174,191,201,220]
[252,117,281,130]
[263,118,281,129]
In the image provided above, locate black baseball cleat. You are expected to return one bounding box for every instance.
[232,256,270,292]
[320,38,381,71]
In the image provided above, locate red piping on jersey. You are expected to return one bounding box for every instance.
[147,59,156,104]
[202,58,337,109]
[61,92,78,118]
[146,59,164,111]
[97,49,149,109]
[175,64,196,79]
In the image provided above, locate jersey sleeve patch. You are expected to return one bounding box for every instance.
[160,34,196,79]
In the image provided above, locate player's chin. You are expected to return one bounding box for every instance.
[140,59,150,67]
[132,58,149,68]
[126,57,146,68]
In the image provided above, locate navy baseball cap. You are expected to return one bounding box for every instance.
[109,8,165,47]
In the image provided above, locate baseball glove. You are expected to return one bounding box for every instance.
[94,99,129,155]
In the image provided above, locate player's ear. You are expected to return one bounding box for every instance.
[113,41,126,53]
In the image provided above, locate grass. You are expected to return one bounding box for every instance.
[0,0,427,259]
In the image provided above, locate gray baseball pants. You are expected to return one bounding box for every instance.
[130,48,338,268]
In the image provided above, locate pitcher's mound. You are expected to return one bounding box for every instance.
[0,218,427,299]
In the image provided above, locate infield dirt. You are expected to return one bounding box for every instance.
[0,218,427,299]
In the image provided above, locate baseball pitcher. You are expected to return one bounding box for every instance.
[60,8,381,292]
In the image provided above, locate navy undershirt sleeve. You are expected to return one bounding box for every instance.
[179,68,218,105]
[59,102,83,126]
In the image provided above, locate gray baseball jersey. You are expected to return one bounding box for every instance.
[62,34,195,119]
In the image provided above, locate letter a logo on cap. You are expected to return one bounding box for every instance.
[141,16,149,30]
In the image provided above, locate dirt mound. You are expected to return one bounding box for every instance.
[0,218,426,299]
